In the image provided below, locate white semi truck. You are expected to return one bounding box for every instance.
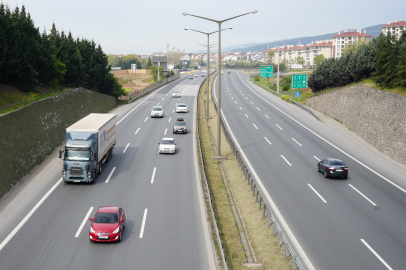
[59,113,117,183]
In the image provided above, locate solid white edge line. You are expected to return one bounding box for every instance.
[123,143,130,153]
[75,206,94,237]
[168,117,171,123]
[212,75,315,270]
[144,117,148,122]
[139,208,148,238]
[264,137,272,145]
[253,123,258,129]
[0,178,63,251]
[235,72,406,194]
[314,156,320,161]
[360,239,393,270]
[292,138,302,146]
[349,184,377,206]
[276,124,283,130]
[308,184,327,203]
[135,127,140,134]
[150,167,156,184]
[105,167,116,183]
[164,128,167,135]
[281,155,292,166]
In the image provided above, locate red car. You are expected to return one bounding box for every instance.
[89,206,126,242]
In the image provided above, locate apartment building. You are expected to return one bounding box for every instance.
[332,30,373,58]
[266,40,333,65]
[381,20,406,39]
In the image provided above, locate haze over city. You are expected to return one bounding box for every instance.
[8,0,406,54]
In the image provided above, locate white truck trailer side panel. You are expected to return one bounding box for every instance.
[66,113,117,161]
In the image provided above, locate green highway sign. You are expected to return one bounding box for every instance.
[292,74,308,88]
[260,65,273,77]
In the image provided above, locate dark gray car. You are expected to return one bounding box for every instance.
[317,158,348,179]
[173,120,187,134]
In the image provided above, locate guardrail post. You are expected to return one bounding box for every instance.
[278,232,282,248]
[285,243,288,258]
[268,211,271,227]
[292,255,296,270]
[259,197,262,210]
[263,204,266,218]
[273,222,276,235]
[247,174,251,185]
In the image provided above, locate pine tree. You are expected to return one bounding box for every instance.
[373,32,399,88]
[396,34,406,87]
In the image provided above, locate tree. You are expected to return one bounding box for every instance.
[396,33,406,87]
[265,51,275,65]
[146,57,152,69]
[149,66,163,82]
[313,54,325,67]
[342,38,367,56]
[296,56,304,65]
[373,32,399,88]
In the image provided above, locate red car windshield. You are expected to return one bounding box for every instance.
[94,212,118,223]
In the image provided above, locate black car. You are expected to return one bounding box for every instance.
[173,120,187,134]
[317,158,348,179]
[201,74,205,77]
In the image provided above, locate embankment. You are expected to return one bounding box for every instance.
[306,84,406,165]
[0,88,116,198]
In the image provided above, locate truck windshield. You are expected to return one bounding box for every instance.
[65,150,90,161]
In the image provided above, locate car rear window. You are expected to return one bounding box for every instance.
[94,212,118,223]
[330,160,344,165]
[153,108,161,111]
[178,105,186,107]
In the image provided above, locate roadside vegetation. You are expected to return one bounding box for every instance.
[308,31,406,94]
[0,4,126,99]
[252,74,313,103]
[198,75,291,269]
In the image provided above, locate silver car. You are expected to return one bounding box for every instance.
[158,138,176,154]
[151,106,164,118]
[176,103,188,113]
[172,91,181,98]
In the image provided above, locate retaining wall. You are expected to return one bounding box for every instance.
[306,84,406,165]
[0,88,116,198]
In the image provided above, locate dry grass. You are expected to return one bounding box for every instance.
[198,75,291,269]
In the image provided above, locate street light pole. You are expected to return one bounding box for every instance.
[185,28,231,119]
[183,10,257,157]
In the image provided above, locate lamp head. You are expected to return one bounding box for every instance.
[228,27,233,29]
[251,10,258,14]
[182,12,189,16]
[184,28,188,30]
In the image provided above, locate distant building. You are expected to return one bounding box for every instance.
[117,54,125,58]
[266,40,333,65]
[381,20,406,39]
[332,30,373,58]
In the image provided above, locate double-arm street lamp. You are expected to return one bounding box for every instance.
[183,11,257,156]
[184,27,232,118]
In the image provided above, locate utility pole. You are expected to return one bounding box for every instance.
[277,47,280,94]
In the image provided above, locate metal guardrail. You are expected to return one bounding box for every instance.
[121,74,181,103]
[211,73,307,270]
[196,73,228,270]
[250,80,323,123]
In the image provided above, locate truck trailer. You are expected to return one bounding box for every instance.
[59,113,117,183]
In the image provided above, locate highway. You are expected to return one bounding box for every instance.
[0,74,216,270]
[213,70,406,270]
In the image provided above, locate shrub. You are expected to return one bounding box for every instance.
[281,95,291,103]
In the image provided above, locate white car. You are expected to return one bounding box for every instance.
[194,74,198,77]
[158,138,176,154]
[176,103,188,113]
[151,106,164,118]
[172,91,181,97]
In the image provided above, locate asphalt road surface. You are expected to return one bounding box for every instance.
[0,73,216,270]
[213,70,406,270]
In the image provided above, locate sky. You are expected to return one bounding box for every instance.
[5,0,406,55]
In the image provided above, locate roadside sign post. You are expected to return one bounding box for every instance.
[260,65,273,87]
[292,74,307,100]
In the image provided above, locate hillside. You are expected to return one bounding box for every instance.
[230,24,384,52]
